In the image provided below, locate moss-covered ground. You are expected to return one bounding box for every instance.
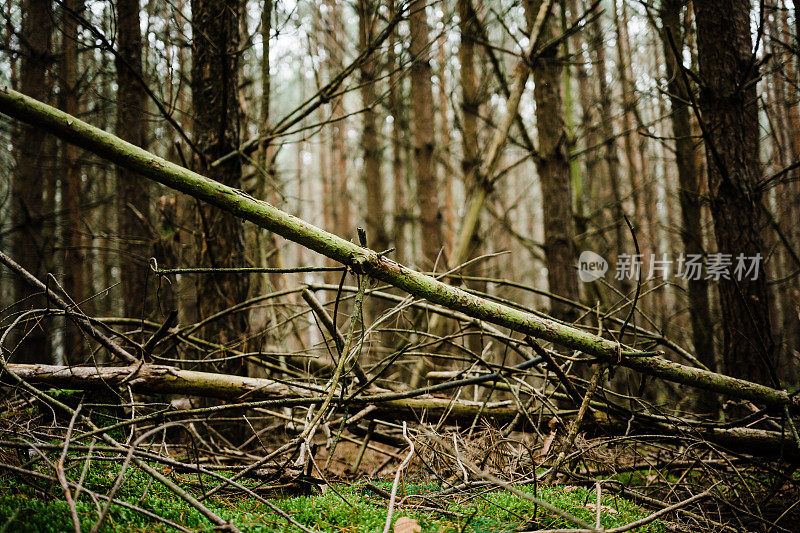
[0,462,666,532]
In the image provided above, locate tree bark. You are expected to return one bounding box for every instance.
[252,0,288,298]
[358,0,389,254]
[409,0,443,268]
[60,0,86,360]
[437,26,455,255]
[526,0,580,322]
[11,0,53,363]
[190,0,249,374]
[779,2,800,366]
[765,2,799,383]
[612,0,646,257]
[455,0,489,366]
[570,0,605,309]
[116,0,151,320]
[455,0,489,273]
[387,0,407,265]
[587,9,629,294]
[659,0,716,382]
[458,0,480,219]
[693,1,777,385]
[323,0,351,242]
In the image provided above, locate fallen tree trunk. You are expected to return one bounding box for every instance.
[2,363,545,424]
[0,86,797,411]
[4,363,797,459]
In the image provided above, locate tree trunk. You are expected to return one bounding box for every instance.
[323,0,351,241]
[570,0,605,307]
[457,0,484,274]
[457,0,488,362]
[4,361,799,458]
[358,0,388,254]
[409,0,443,269]
[659,0,717,409]
[11,0,53,363]
[387,0,407,265]
[780,2,800,365]
[257,0,273,203]
[116,0,151,321]
[693,1,776,385]
[525,0,580,322]
[587,7,629,294]
[612,0,646,259]
[190,0,249,374]
[765,2,799,383]
[253,0,286,296]
[458,0,479,218]
[660,0,715,362]
[437,26,455,256]
[562,0,581,225]
[60,0,86,360]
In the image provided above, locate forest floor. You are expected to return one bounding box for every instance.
[3,401,799,532]
[0,465,666,532]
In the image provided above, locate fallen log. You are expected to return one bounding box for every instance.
[3,363,797,460]
[0,86,797,411]
[1,363,539,424]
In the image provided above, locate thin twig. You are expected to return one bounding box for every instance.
[56,405,83,533]
[606,488,713,533]
[382,421,416,533]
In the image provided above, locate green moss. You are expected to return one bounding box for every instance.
[0,465,665,532]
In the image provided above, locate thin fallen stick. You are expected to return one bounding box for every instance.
[526,337,583,406]
[520,529,598,533]
[605,488,713,533]
[90,423,183,533]
[302,288,369,385]
[56,405,83,533]
[73,440,94,504]
[594,481,601,530]
[19,434,317,533]
[0,347,240,533]
[203,276,369,500]
[382,421,416,533]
